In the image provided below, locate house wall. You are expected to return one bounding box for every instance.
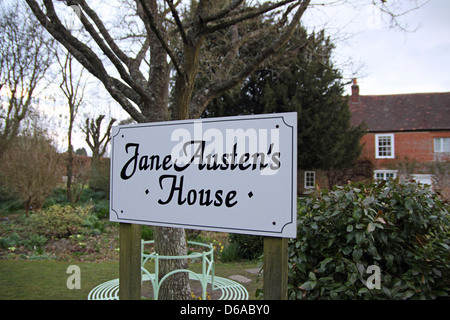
[360,131,450,166]
[359,131,450,199]
[297,169,329,195]
[297,131,450,200]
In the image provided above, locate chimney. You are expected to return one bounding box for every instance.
[351,78,360,103]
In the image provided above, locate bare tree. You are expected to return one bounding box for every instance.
[83,114,116,164]
[56,50,87,203]
[0,2,54,154]
[24,0,421,299]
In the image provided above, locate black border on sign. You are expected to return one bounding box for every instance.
[110,113,297,237]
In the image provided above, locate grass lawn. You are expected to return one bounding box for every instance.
[0,260,119,300]
[0,259,261,300]
[0,203,262,300]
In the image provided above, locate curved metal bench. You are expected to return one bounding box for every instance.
[88,240,248,300]
[88,272,249,300]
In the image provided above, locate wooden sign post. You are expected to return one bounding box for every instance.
[264,237,289,300]
[119,223,141,300]
[110,113,297,300]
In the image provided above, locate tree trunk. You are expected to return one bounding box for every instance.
[66,117,74,203]
[154,227,190,300]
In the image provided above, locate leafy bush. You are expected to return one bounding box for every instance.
[0,232,21,249]
[22,233,48,250]
[229,233,263,260]
[141,225,154,240]
[81,214,104,235]
[218,242,240,262]
[29,204,92,238]
[93,199,110,219]
[289,180,449,300]
[0,232,47,251]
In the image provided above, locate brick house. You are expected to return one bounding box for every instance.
[348,80,450,199]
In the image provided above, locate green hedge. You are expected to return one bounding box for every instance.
[289,179,449,299]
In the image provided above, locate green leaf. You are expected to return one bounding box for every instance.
[355,231,365,245]
[405,198,413,213]
[352,248,363,260]
[357,287,370,295]
[346,225,354,232]
[320,257,333,266]
[375,217,386,224]
[362,196,374,206]
[300,280,317,291]
[367,222,376,233]
[402,290,415,299]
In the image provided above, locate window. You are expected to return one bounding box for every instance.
[374,170,397,181]
[411,174,433,186]
[434,137,450,153]
[304,171,315,189]
[375,134,395,159]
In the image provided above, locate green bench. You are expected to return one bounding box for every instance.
[88,240,248,300]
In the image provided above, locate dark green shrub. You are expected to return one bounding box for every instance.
[289,180,449,300]
[93,199,110,219]
[22,233,48,250]
[0,232,21,249]
[218,242,240,262]
[229,233,263,260]
[89,159,110,198]
[141,225,154,240]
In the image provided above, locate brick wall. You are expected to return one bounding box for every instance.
[361,131,450,167]
[359,131,450,200]
[297,131,450,200]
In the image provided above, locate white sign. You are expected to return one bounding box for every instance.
[110,112,297,238]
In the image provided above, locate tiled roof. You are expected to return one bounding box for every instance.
[349,87,450,132]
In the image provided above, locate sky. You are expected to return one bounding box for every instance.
[302,0,450,96]
[8,0,448,154]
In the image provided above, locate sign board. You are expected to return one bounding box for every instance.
[110,112,297,238]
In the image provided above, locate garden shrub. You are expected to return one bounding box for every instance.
[0,232,47,252]
[0,232,21,249]
[22,233,48,250]
[229,233,264,260]
[289,179,449,300]
[29,204,92,238]
[218,242,240,262]
[141,225,154,240]
[93,199,110,219]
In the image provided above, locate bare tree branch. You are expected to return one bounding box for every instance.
[204,0,300,33]
[26,0,148,122]
[0,2,53,151]
[189,0,311,118]
[165,0,188,45]
[137,0,185,80]
[201,0,245,23]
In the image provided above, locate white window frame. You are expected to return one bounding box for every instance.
[375,133,395,159]
[411,174,433,187]
[434,137,450,153]
[304,171,316,189]
[374,170,398,181]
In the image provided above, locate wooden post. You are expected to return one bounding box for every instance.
[263,237,288,300]
[119,223,142,300]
